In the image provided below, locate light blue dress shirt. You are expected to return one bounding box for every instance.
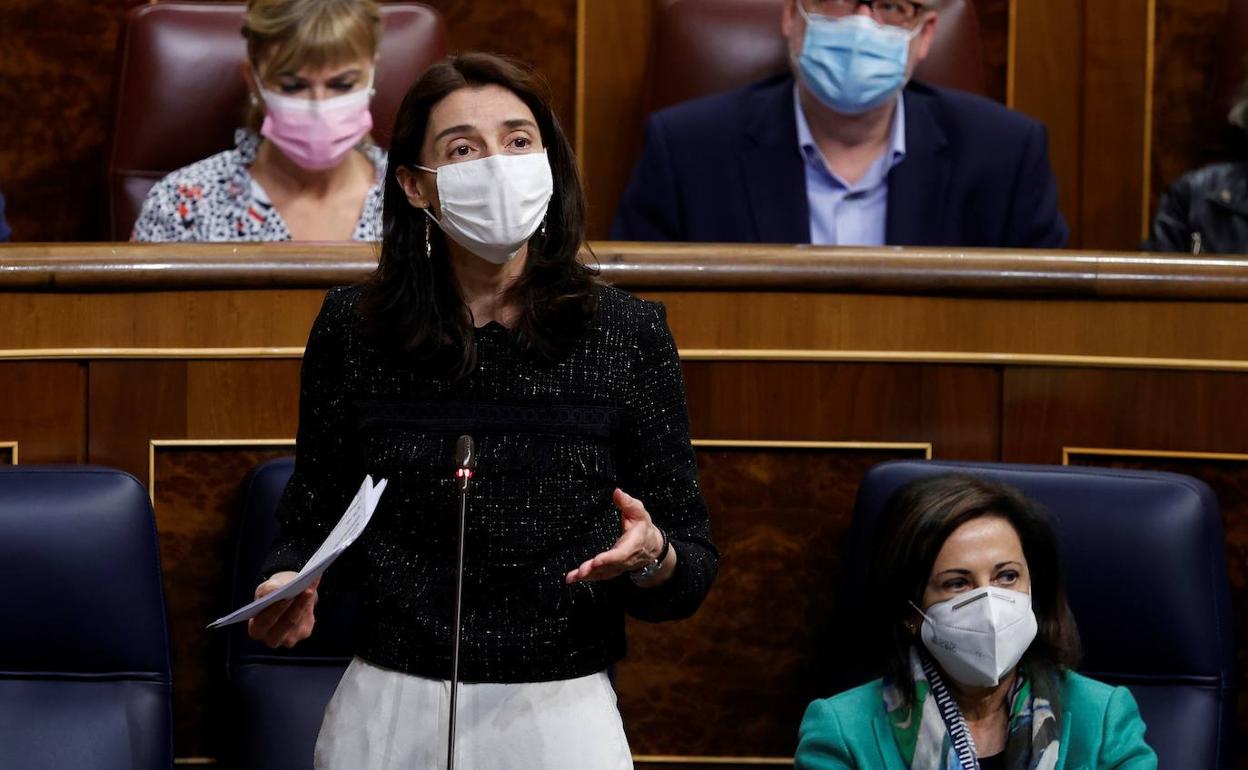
[794,88,907,246]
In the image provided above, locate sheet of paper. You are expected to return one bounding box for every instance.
[208,475,387,629]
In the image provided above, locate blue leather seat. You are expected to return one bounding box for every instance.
[845,460,1236,770]
[0,466,172,770]
[223,456,357,770]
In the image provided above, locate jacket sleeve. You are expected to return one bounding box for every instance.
[260,289,362,585]
[1145,175,1196,253]
[0,189,10,242]
[609,114,685,241]
[796,699,856,770]
[614,301,717,621]
[1004,121,1069,248]
[1099,685,1159,769]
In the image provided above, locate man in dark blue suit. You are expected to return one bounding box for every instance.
[611,0,1068,248]
[0,189,10,243]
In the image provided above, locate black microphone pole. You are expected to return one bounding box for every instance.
[448,435,475,770]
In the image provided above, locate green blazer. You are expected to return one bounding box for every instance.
[796,672,1157,770]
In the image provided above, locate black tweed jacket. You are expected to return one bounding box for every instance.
[263,283,717,683]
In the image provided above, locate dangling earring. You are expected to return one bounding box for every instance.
[539,216,547,238]
[424,213,432,260]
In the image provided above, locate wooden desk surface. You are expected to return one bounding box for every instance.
[4,242,1248,366]
[4,240,1248,296]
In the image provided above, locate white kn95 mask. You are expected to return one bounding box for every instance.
[913,587,1039,688]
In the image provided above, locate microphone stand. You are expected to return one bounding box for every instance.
[448,436,475,770]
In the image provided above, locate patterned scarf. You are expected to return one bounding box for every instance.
[883,648,1061,770]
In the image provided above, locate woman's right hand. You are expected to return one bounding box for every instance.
[246,571,320,648]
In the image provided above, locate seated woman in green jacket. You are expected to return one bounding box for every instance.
[797,474,1156,770]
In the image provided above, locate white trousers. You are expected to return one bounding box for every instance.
[314,657,635,770]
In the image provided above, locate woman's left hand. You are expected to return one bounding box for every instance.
[565,488,665,584]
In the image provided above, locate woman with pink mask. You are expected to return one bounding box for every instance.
[131,0,383,242]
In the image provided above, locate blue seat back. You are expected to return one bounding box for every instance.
[847,461,1236,769]
[223,456,356,770]
[0,466,172,770]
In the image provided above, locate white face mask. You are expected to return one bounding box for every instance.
[913,587,1039,688]
[415,151,554,264]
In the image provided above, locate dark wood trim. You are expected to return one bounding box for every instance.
[4,242,1248,300]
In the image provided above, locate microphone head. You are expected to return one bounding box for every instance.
[454,435,476,470]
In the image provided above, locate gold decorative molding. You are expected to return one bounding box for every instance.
[678,349,1248,373]
[694,439,932,459]
[6,346,1248,373]
[148,438,296,501]
[0,441,18,464]
[0,347,305,361]
[573,0,588,163]
[1063,446,1248,465]
[1140,0,1157,241]
[1005,0,1018,108]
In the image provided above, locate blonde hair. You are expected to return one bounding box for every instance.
[242,0,382,130]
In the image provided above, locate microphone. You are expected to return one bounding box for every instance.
[454,435,475,492]
[447,434,475,770]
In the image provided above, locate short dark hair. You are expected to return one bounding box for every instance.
[869,473,1082,704]
[357,52,597,378]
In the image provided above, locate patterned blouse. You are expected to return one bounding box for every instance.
[130,129,385,242]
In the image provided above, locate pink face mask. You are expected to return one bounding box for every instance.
[259,74,374,171]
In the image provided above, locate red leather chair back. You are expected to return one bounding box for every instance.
[644,0,986,115]
[107,1,448,240]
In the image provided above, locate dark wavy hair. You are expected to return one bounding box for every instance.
[357,52,597,377]
[870,473,1082,706]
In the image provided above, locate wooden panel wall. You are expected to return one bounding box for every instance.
[1151,0,1235,212]
[1009,0,1083,245]
[16,352,1248,766]
[0,0,576,242]
[0,362,86,463]
[625,443,932,762]
[997,0,1242,250]
[576,0,655,241]
[153,442,296,758]
[5,254,1248,763]
[1010,0,1154,250]
[85,358,302,758]
[1002,367,1248,765]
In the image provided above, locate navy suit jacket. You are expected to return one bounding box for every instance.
[610,74,1068,248]
[0,190,9,242]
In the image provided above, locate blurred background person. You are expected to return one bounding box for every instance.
[611,0,1067,249]
[131,0,384,242]
[796,474,1155,769]
[247,53,718,769]
[1147,74,1248,255]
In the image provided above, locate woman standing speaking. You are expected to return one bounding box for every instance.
[247,52,718,769]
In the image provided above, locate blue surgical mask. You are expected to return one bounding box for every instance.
[795,4,921,115]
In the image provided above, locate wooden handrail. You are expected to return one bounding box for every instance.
[3,241,1248,300]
